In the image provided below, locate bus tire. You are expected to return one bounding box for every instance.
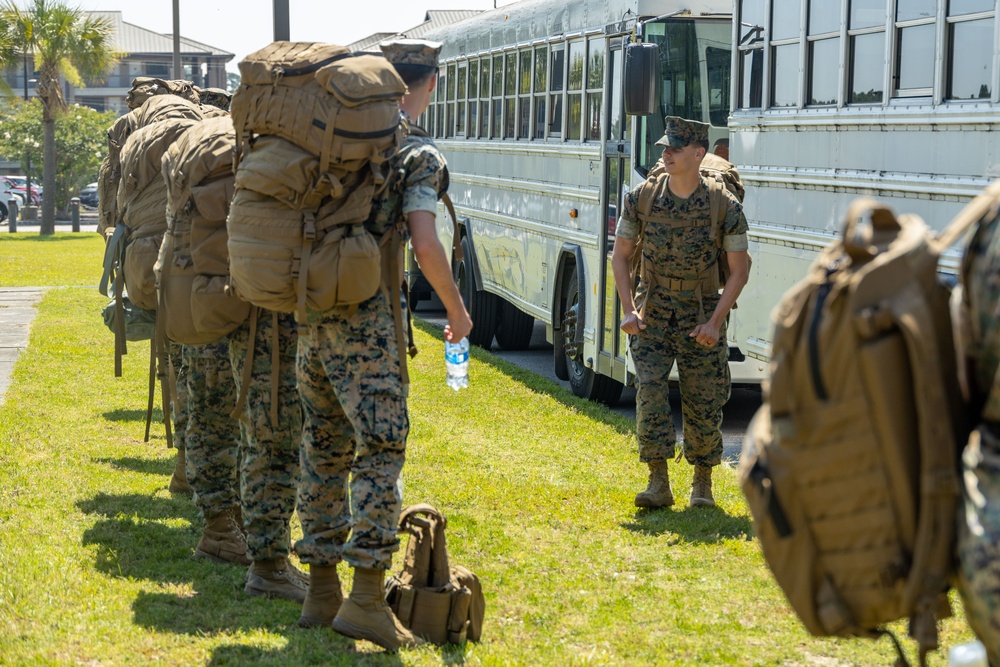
[561,266,624,406]
[494,299,534,350]
[455,235,498,348]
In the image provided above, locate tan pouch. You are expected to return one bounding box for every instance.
[124,234,163,311]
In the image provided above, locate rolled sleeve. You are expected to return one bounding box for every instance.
[402,185,439,216]
[723,232,749,252]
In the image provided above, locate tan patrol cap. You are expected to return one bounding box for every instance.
[379,38,443,68]
[655,116,710,149]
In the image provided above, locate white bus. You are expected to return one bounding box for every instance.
[731,0,999,368]
[408,0,759,405]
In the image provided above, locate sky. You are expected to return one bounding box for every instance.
[71,0,519,73]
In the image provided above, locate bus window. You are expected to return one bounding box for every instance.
[549,45,565,136]
[948,10,994,100]
[636,19,731,175]
[534,47,548,139]
[706,47,730,126]
[504,52,517,138]
[608,45,623,140]
[587,37,605,141]
[469,60,479,137]
[457,62,467,136]
[849,31,884,103]
[567,40,585,140]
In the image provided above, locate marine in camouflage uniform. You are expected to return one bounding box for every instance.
[295,38,472,650]
[182,339,247,566]
[611,116,750,509]
[953,184,1000,661]
[228,309,308,600]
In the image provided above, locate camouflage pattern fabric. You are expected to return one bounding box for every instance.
[955,205,1000,661]
[617,176,747,466]
[181,340,241,516]
[655,115,709,149]
[293,120,441,570]
[195,86,232,112]
[380,38,442,68]
[168,342,187,452]
[294,291,408,570]
[228,310,301,561]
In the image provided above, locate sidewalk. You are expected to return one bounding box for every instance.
[0,287,45,405]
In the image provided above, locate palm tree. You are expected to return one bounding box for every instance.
[2,0,118,235]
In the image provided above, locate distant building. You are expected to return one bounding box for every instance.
[348,10,483,52]
[2,11,232,116]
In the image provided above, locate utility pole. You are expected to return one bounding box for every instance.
[172,0,181,79]
[274,0,289,41]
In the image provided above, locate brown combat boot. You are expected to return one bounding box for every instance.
[298,564,344,627]
[690,465,716,507]
[168,446,192,495]
[194,506,250,565]
[634,461,674,508]
[332,567,424,651]
[245,556,310,603]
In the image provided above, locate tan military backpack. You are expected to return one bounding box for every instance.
[226,41,406,323]
[157,115,249,346]
[385,504,485,645]
[125,76,200,110]
[739,197,984,665]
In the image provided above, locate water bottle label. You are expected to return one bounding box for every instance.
[446,350,469,364]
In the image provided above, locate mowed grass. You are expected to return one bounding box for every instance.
[0,234,978,665]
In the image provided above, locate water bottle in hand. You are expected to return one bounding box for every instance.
[445,337,469,390]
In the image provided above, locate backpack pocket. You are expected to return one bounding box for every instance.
[191,275,250,340]
[123,234,163,311]
[227,238,296,313]
[307,224,381,310]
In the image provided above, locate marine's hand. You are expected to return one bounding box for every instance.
[620,311,645,336]
[689,322,720,347]
[444,308,473,342]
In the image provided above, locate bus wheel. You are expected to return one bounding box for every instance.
[494,299,534,351]
[561,267,624,406]
[455,235,498,348]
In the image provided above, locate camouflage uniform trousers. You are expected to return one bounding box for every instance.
[228,309,302,561]
[957,424,1000,664]
[294,291,408,570]
[630,305,730,467]
[168,342,187,452]
[182,339,241,516]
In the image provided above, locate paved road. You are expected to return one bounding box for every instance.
[413,299,761,462]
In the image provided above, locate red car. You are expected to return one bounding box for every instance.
[3,176,41,206]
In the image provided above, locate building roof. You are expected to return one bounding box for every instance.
[88,11,233,59]
[349,9,483,53]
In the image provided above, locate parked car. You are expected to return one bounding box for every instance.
[3,176,41,206]
[0,181,25,222]
[79,182,98,208]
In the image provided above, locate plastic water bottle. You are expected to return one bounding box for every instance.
[949,640,988,667]
[445,337,469,390]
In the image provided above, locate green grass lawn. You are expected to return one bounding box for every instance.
[0,234,978,665]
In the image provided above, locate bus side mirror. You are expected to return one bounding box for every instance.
[624,42,659,116]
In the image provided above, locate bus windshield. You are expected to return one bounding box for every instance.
[636,19,732,176]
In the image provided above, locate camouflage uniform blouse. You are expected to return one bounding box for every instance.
[616,175,748,331]
[366,111,448,240]
[966,209,1000,422]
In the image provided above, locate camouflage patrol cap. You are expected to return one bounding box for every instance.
[195,86,232,111]
[655,116,710,149]
[379,38,443,68]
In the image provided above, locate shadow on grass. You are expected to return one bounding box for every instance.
[96,456,172,477]
[104,407,163,423]
[206,637,404,666]
[622,505,753,544]
[413,318,634,438]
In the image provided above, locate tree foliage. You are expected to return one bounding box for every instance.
[0,0,119,233]
[0,97,114,211]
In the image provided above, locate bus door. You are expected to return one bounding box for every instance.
[598,38,632,385]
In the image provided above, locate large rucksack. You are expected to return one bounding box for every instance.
[384,504,485,645]
[157,114,249,346]
[634,152,749,303]
[739,197,980,665]
[225,41,406,324]
[126,76,200,110]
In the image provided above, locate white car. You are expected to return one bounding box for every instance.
[0,181,25,222]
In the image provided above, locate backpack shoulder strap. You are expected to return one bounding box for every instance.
[705,174,728,250]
